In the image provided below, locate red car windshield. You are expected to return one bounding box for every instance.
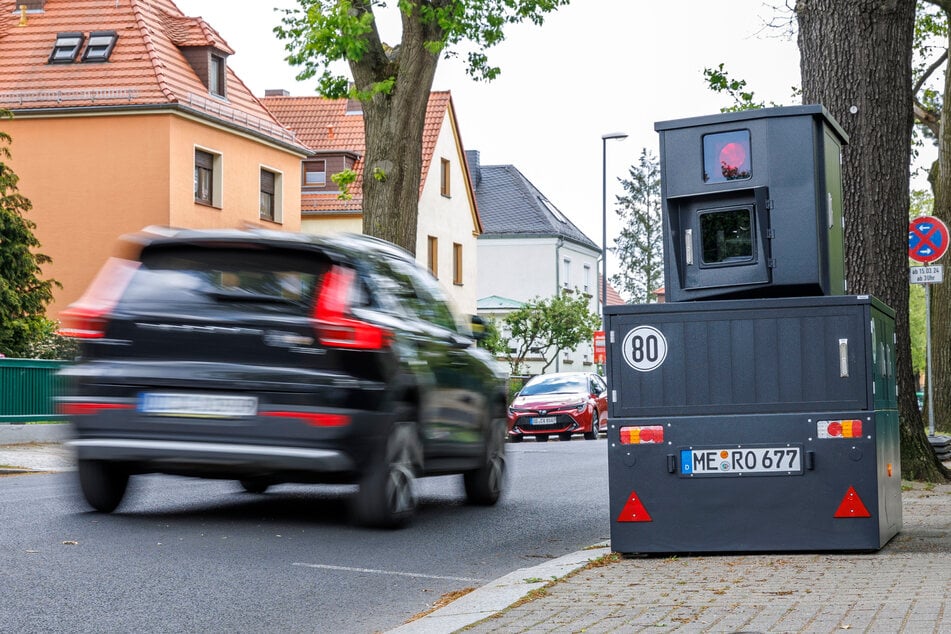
[520,376,587,396]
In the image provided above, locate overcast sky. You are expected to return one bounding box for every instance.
[174,0,802,265]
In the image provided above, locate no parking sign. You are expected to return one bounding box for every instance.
[909,216,949,263]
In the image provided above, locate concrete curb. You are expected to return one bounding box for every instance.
[0,422,72,445]
[387,546,612,633]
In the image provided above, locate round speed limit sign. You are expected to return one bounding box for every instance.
[621,326,668,372]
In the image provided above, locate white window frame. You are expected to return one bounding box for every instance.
[258,164,284,224]
[194,145,223,208]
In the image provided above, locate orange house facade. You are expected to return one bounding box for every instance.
[0,0,309,317]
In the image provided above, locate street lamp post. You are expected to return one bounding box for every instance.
[601,132,628,325]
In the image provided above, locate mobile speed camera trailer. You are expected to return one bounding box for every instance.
[606,105,902,553]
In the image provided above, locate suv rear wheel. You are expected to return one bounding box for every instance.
[464,418,506,506]
[78,459,129,513]
[352,421,420,528]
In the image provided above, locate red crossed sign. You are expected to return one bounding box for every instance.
[909,216,949,263]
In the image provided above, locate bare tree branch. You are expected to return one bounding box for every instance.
[915,100,941,135]
[914,49,948,95]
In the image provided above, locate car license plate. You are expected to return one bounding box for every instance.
[531,416,557,425]
[139,393,258,418]
[680,446,802,477]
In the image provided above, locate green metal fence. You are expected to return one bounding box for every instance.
[0,358,68,423]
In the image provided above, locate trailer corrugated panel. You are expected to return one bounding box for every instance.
[606,296,900,553]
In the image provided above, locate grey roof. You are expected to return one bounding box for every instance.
[467,152,598,251]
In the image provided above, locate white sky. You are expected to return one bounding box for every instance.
[174,0,802,266]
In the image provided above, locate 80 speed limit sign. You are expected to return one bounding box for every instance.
[621,325,668,372]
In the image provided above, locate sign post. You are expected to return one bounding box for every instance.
[909,215,949,437]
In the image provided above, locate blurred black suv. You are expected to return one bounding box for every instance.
[58,228,508,527]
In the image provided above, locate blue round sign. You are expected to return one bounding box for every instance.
[909,216,949,263]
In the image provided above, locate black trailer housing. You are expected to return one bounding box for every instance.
[655,105,848,302]
[606,296,901,553]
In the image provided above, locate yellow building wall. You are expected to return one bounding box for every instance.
[4,112,303,318]
[302,216,361,235]
[168,115,302,232]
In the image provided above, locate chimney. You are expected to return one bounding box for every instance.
[264,89,290,97]
[465,150,481,187]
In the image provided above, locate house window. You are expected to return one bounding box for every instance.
[303,160,327,188]
[260,170,275,221]
[82,31,117,62]
[194,149,216,206]
[427,236,438,277]
[259,168,283,223]
[562,258,572,289]
[209,54,226,97]
[440,158,451,197]
[583,264,591,293]
[453,243,463,285]
[49,32,84,63]
[194,148,224,208]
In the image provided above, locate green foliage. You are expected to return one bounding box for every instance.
[274,0,571,99]
[911,4,947,152]
[702,63,798,113]
[23,319,78,360]
[331,168,358,200]
[611,148,664,303]
[486,292,600,375]
[703,63,761,112]
[0,109,58,358]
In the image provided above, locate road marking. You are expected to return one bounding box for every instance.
[292,563,485,583]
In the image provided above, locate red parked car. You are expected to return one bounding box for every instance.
[507,372,608,442]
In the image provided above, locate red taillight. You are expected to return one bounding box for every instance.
[817,419,863,439]
[312,265,392,350]
[619,425,664,445]
[58,257,140,339]
[262,411,350,427]
[58,402,134,416]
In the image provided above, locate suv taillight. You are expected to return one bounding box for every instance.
[58,257,140,339]
[313,265,391,350]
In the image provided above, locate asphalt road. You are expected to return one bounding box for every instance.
[0,438,609,633]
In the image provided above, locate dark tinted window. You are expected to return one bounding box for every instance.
[119,247,334,316]
[370,255,458,331]
[700,208,753,264]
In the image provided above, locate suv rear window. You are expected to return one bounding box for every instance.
[118,246,334,316]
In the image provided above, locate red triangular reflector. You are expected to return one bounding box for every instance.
[834,486,871,518]
[616,490,652,522]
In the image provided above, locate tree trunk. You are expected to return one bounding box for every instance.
[348,6,442,256]
[797,0,947,481]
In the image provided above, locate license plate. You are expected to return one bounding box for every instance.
[680,446,802,476]
[139,393,258,418]
[531,416,557,425]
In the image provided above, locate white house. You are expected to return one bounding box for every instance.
[468,151,601,375]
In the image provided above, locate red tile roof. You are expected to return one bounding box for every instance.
[0,0,303,151]
[598,275,626,306]
[262,91,454,215]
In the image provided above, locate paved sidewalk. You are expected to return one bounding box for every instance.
[460,479,951,634]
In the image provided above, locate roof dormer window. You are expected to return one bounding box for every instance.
[209,54,226,97]
[82,31,118,62]
[49,32,84,63]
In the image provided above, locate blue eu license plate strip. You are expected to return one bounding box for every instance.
[680,446,803,477]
